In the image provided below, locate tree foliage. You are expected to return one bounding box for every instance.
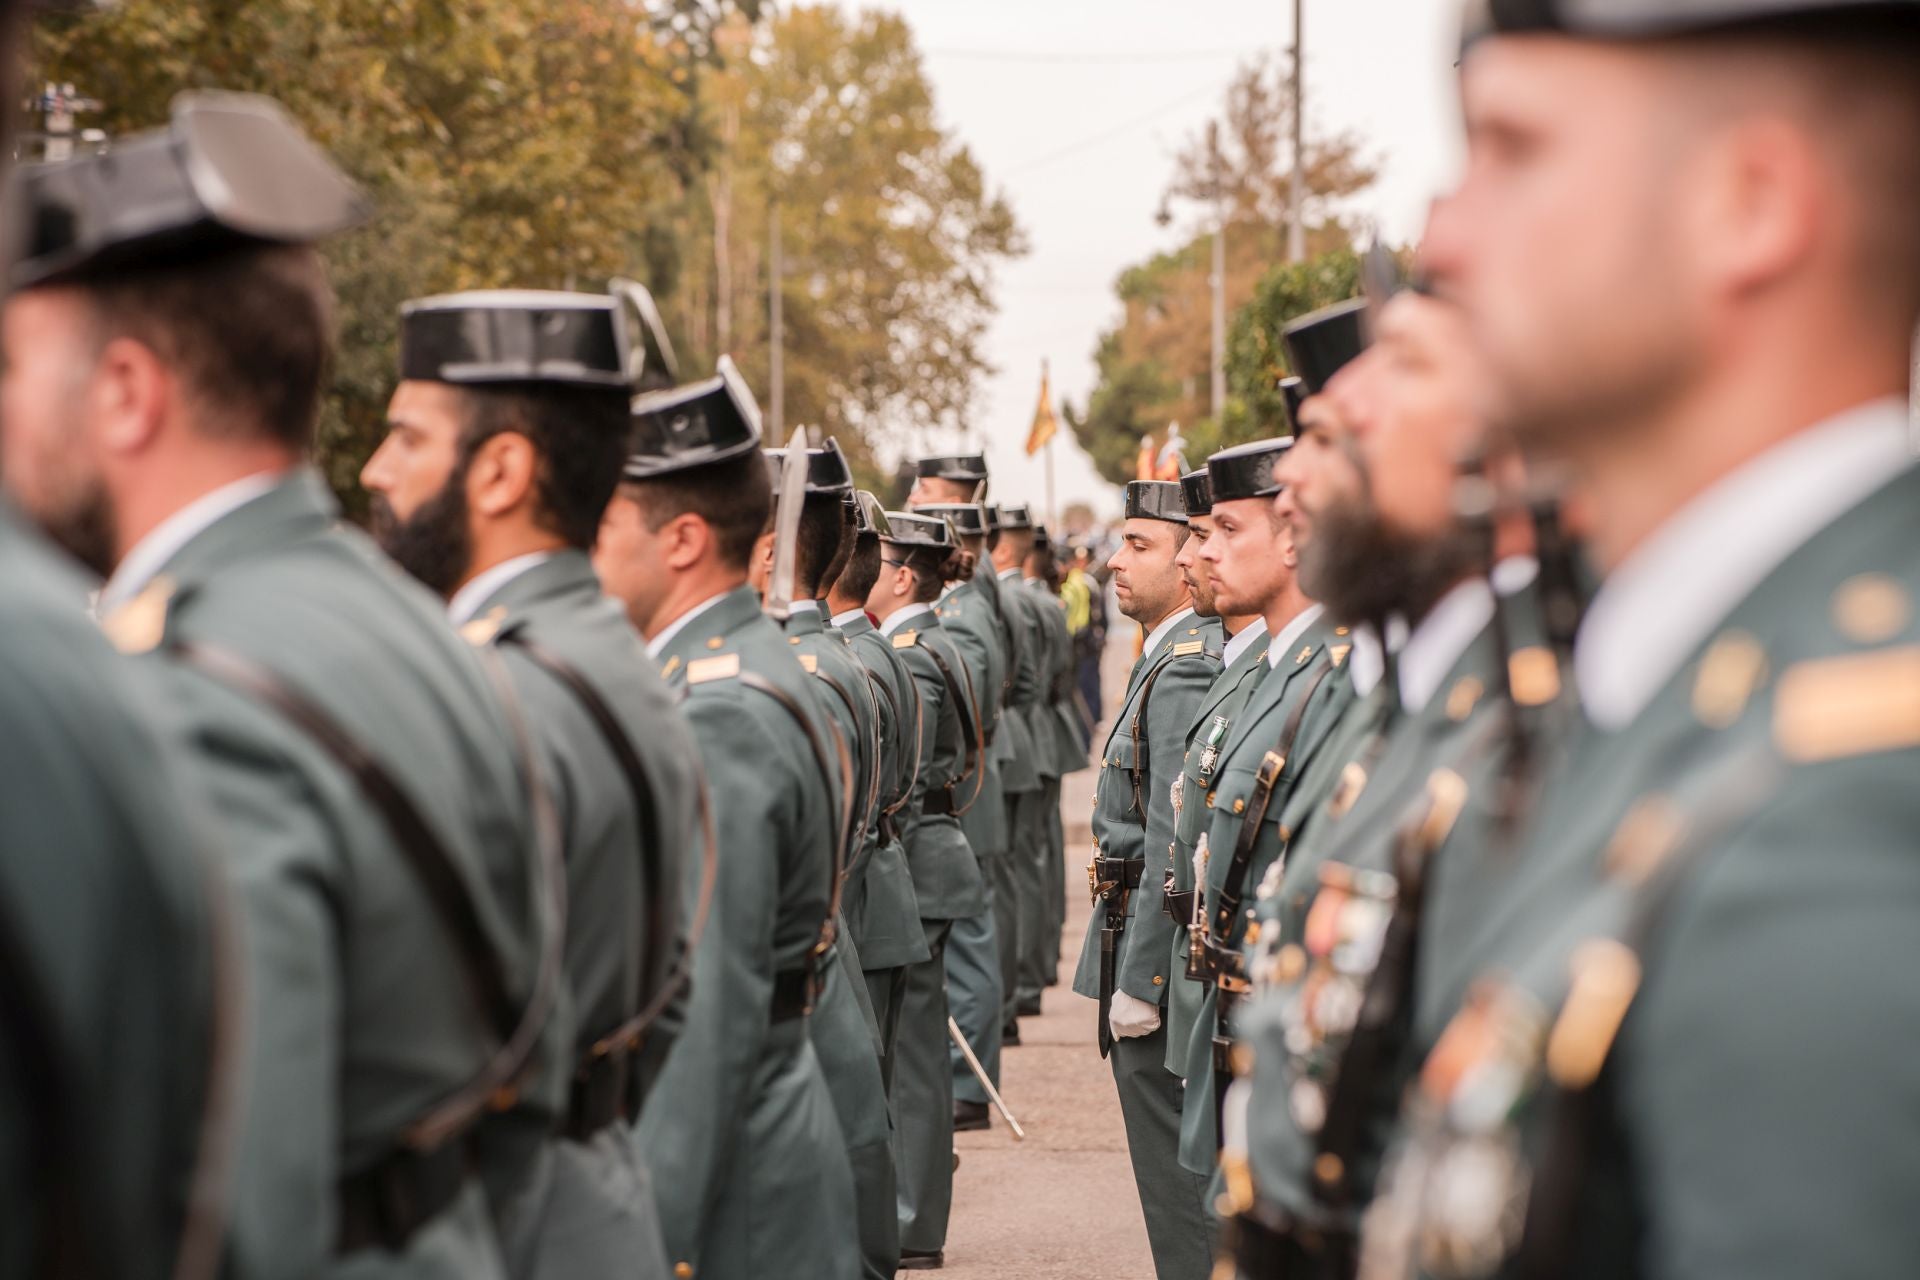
[1069,55,1378,483]
[25,0,1020,504]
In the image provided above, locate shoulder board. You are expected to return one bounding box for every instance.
[1775,644,1920,763]
[458,605,510,647]
[659,654,683,682]
[1330,644,1351,668]
[687,653,742,686]
[892,629,919,649]
[1172,640,1206,657]
[798,653,819,673]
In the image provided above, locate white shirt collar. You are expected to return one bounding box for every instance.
[447,551,555,625]
[645,591,732,659]
[1344,624,1386,697]
[938,581,959,602]
[1141,605,1198,660]
[1578,397,1913,731]
[997,566,1021,582]
[881,601,935,636]
[1266,602,1327,670]
[1399,577,1494,714]
[787,598,820,617]
[1491,554,1540,598]
[831,607,868,629]
[99,471,281,612]
[1223,615,1269,668]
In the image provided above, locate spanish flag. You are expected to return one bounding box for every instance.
[1025,360,1060,457]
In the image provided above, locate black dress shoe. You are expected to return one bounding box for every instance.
[953,1100,991,1131]
[899,1248,945,1270]
[1001,1021,1022,1046]
[1017,996,1043,1017]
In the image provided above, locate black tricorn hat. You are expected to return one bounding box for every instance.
[1463,0,1915,40]
[1179,469,1213,517]
[400,290,629,390]
[915,502,989,537]
[608,278,679,393]
[624,354,763,481]
[1283,299,1368,396]
[853,490,891,538]
[1124,480,1188,524]
[997,504,1035,532]
[1208,438,1292,503]
[881,510,956,550]
[764,438,854,495]
[1032,524,1053,553]
[915,454,990,483]
[1277,376,1307,434]
[9,90,371,291]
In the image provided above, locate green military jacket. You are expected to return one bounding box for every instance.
[785,604,881,896]
[1175,611,1357,1172]
[463,550,702,1280]
[835,608,932,970]
[1234,584,1535,1240]
[993,566,1048,796]
[1072,612,1223,1005]
[1161,620,1272,1071]
[1364,463,1920,1280]
[937,579,1010,859]
[888,608,990,920]
[113,470,548,1280]
[1026,577,1093,776]
[636,586,858,1280]
[0,512,221,1280]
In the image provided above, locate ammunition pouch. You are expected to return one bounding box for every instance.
[336,1136,479,1255]
[770,964,817,1024]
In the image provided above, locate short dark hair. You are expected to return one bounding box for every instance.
[78,243,334,450]
[816,499,857,598]
[454,383,629,550]
[623,451,771,572]
[901,543,965,604]
[793,491,850,598]
[835,529,883,604]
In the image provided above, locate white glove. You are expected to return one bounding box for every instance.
[1109,990,1162,1040]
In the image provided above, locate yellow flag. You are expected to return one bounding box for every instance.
[1025,360,1060,456]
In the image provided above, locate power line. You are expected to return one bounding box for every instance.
[924,47,1243,65]
[1005,81,1221,175]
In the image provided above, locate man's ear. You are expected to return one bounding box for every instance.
[659,511,709,571]
[468,432,537,519]
[92,336,172,460]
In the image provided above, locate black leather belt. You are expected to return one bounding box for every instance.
[1093,855,1144,899]
[921,788,958,817]
[1221,1206,1354,1280]
[770,966,816,1023]
[336,1139,475,1255]
[567,1046,633,1142]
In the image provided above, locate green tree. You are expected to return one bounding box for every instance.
[1070,54,1377,483]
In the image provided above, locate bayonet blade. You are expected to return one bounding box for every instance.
[764,424,809,620]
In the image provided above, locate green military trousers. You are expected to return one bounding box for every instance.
[815,933,899,1280]
[897,918,958,1253]
[1043,777,1067,982]
[946,885,1005,1104]
[863,965,908,1096]
[1112,1024,1216,1280]
[1013,786,1056,1009]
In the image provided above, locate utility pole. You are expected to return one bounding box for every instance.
[1209,120,1227,420]
[1287,0,1307,263]
[769,202,784,437]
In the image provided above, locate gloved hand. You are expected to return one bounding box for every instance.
[1109,990,1162,1040]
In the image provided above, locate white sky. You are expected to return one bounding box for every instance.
[840,0,1467,519]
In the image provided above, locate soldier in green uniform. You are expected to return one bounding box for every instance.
[1159,466,1270,1092]
[1353,5,1920,1277]
[596,361,858,1280]
[987,503,1057,1025]
[0,510,228,1280]
[1174,435,1354,1186]
[2,94,560,1279]
[1027,525,1094,979]
[361,288,707,1280]
[909,472,1014,1130]
[1069,479,1223,1280]
[1216,289,1550,1279]
[753,441,898,1280]
[825,492,934,1087]
[867,510,991,1270]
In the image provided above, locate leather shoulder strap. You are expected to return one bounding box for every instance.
[920,639,985,814]
[496,632,670,1030]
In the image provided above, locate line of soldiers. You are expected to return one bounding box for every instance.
[0,88,1092,1280]
[1067,1,1920,1278]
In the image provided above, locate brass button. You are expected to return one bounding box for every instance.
[1151,975,1164,986]
[705,637,724,650]
[674,1264,694,1279]
[789,636,802,645]
[1314,1153,1344,1186]
[1232,798,1245,814]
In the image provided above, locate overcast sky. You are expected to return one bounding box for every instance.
[840,0,1467,518]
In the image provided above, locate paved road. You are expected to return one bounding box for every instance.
[942,619,1158,1278]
